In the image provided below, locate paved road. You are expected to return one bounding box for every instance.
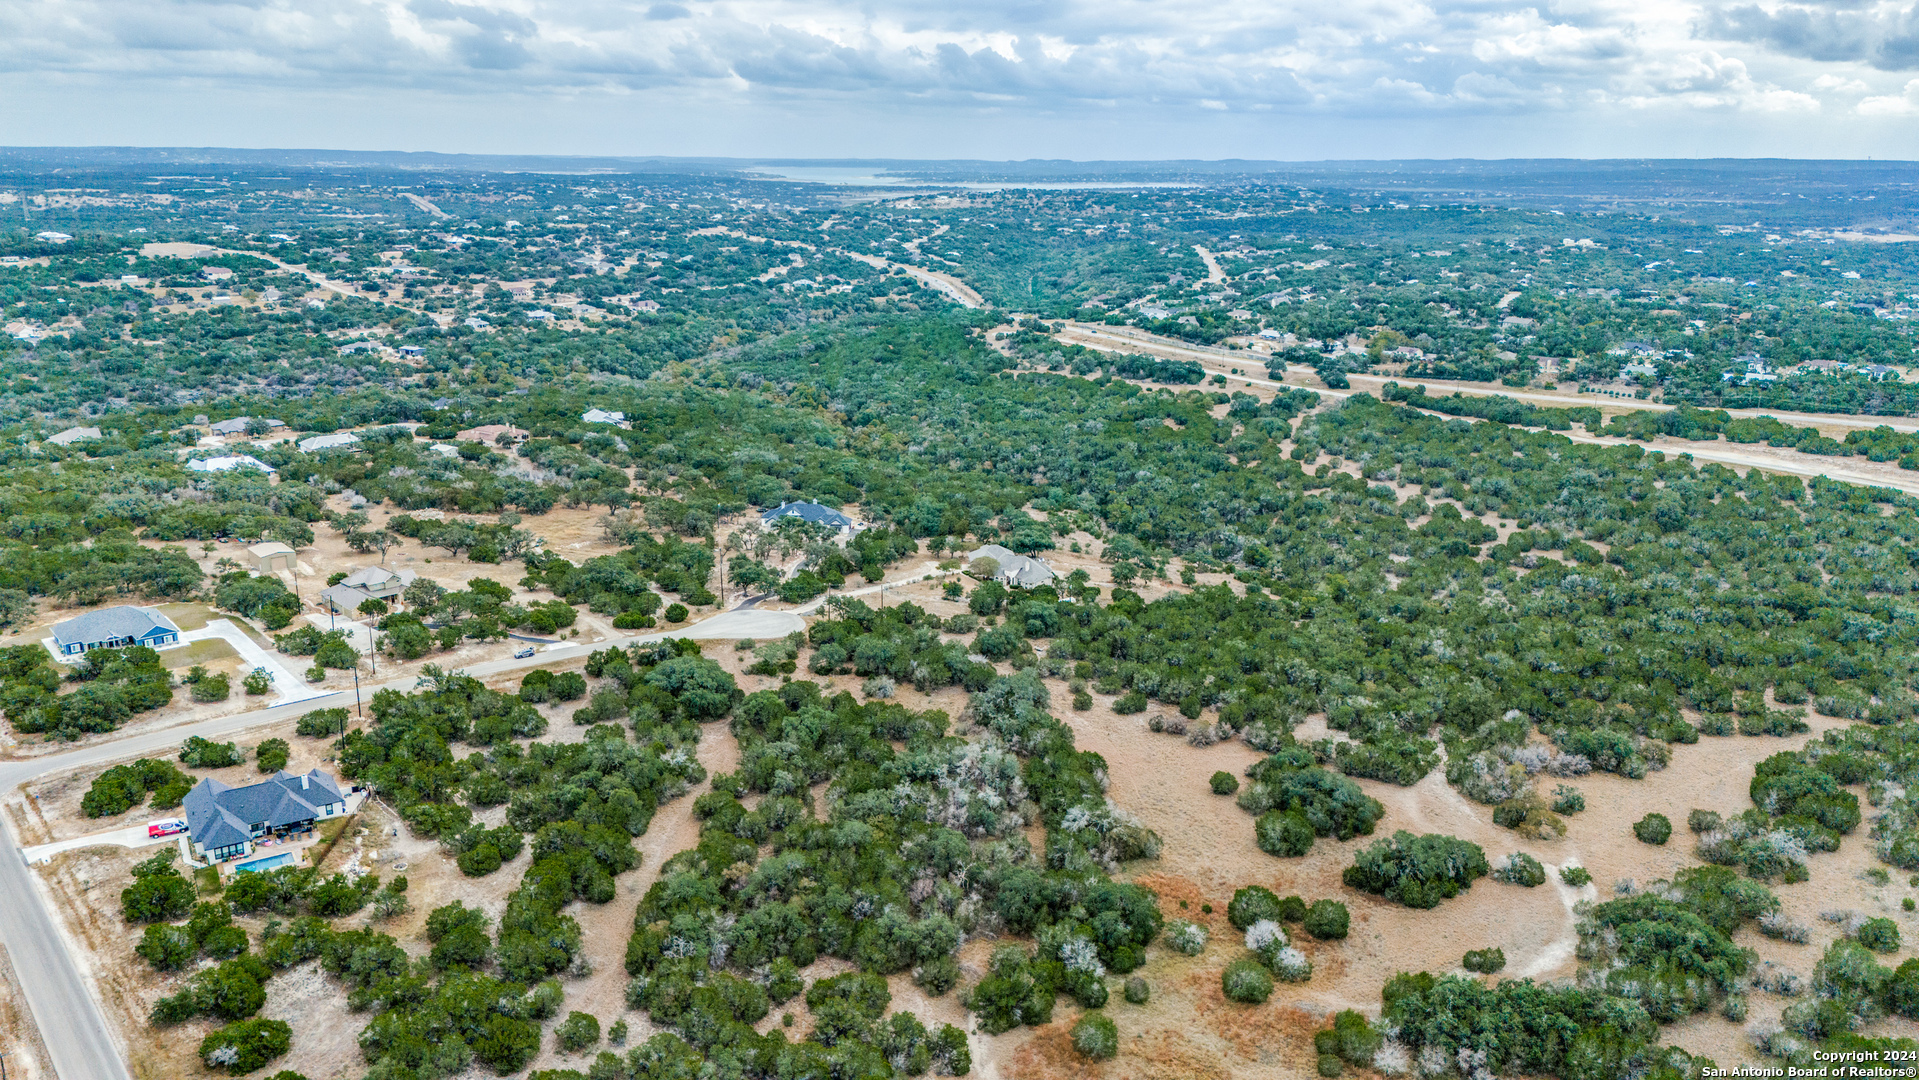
[0,605,803,1080]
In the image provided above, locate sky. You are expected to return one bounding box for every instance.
[3,0,1919,159]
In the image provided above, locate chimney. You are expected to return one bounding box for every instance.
[301,774,309,790]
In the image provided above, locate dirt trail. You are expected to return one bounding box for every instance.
[520,719,741,1074]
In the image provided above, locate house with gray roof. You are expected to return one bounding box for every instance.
[50,606,180,657]
[209,416,286,436]
[967,544,1057,589]
[46,426,101,447]
[297,432,360,453]
[762,501,858,532]
[319,566,417,613]
[182,769,348,863]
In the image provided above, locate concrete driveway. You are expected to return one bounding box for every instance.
[180,619,331,707]
[22,822,174,865]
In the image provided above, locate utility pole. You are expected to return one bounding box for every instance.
[352,665,362,719]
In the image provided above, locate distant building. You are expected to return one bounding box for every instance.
[200,266,233,281]
[455,424,528,445]
[50,606,180,657]
[297,432,360,453]
[1621,362,1659,378]
[188,454,276,475]
[1257,329,1282,339]
[582,408,628,427]
[209,417,285,436]
[34,231,71,244]
[46,426,101,446]
[526,309,555,321]
[182,769,348,864]
[762,501,857,531]
[398,345,424,358]
[966,544,1057,589]
[249,541,297,573]
[464,316,490,329]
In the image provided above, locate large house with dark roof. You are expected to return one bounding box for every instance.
[182,769,349,863]
[50,606,181,657]
[761,500,858,532]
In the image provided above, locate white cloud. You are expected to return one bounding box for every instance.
[0,0,1909,154]
[1858,76,1919,112]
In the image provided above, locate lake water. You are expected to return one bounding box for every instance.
[744,165,1198,191]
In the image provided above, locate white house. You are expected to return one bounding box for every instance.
[298,432,360,453]
[188,454,276,475]
[967,545,1057,589]
[46,426,101,446]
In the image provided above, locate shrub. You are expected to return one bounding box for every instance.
[1228,886,1283,929]
[913,955,959,996]
[1633,813,1673,845]
[296,708,347,738]
[1689,809,1723,834]
[663,603,689,623]
[199,1018,291,1075]
[1316,1011,1383,1071]
[1124,976,1149,1004]
[1222,958,1274,1003]
[190,672,231,703]
[1342,831,1489,908]
[255,738,290,773]
[1166,920,1208,955]
[82,759,188,818]
[1560,865,1593,887]
[1256,809,1315,857]
[1463,947,1507,974]
[180,736,241,768]
[1550,785,1585,814]
[1211,770,1240,796]
[122,851,195,923]
[1492,852,1547,888]
[136,923,198,970]
[555,1011,601,1052]
[241,668,272,696]
[1277,895,1308,923]
[1304,900,1350,941]
[1114,691,1148,714]
[1858,917,1902,953]
[1318,1054,1343,1077]
[1071,1013,1119,1061]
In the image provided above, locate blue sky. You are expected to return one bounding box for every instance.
[4,0,1919,158]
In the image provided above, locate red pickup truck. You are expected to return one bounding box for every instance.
[147,819,187,838]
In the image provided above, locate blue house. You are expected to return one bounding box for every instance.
[50,606,181,657]
[182,769,349,864]
[761,500,857,531]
